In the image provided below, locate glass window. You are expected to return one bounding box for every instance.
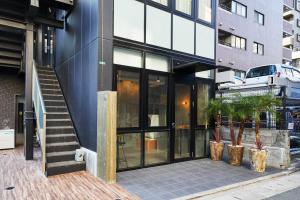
[117,70,140,128]
[196,23,215,59]
[176,0,192,15]
[253,42,264,55]
[145,132,169,165]
[231,1,237,13]
[117,133,141,169]
[148,74,168,127]
[198,0,212,23]
[246,65,277,78]
[231,1,246,17]
[195,130,207,157]
[253,42,258,54]
[231,35,246,50]
[173,15,195,54]
[151,0,168,6]
[195,70,214,79]
[113,47,143,68]
[114,0,144,42]
[146,5,171,49]
[197,84,211,126]
[146,53,170,72]
[235,37,241,49]
[241,38,246,50]
[255,11,264,25]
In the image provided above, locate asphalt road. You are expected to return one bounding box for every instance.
[265,186,300,200]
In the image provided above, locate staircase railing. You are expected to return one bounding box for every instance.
[32,61,47,173]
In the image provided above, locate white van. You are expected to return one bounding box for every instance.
[244,64,300,85]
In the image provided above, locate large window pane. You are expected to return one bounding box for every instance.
[145,53,170,72]
[145,132,169,165]
[196,23,215,59]
[198,0,212,23]
[117,133,141,169]
[117,70,140,128]
[146,6,171,49]
[173,15,195,54]
[113,47,143,68]
[197,84,211,126]
[148,75,168,127]
[114,0,144,42]
[176,0,192,15]
[195,130,207,157]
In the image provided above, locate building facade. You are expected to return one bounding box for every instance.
[55,0,217,172]
[216,0,283,76]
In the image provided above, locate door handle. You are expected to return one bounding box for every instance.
[172,122,176,128]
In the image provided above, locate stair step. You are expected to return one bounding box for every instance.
[37,67,54,72]
[46,126,74,134]
[46,106,67,113]
[46,112,70,119]
[40,83,60,90]
[46,141,79,152]
[39,74,56,80]
[43,94,64,101]
[42,88,62,95]
[39,79,58,85]
[46,151,76,163]
[46,160,86,176]
[46,119,72,127]
[44,100,65,107]
[46,133,76,143]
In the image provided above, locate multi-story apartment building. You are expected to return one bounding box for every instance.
[216,0,283,77]
[283,0,300,68]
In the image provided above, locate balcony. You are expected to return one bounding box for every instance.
[284,0,294,9]
[282,36,293,47]
[283,20,293,35]
[283,47,292,60]
[292,50,300,60]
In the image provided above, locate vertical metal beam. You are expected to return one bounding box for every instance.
[24,24,34,160]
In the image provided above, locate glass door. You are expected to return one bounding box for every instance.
[173,82,193,160]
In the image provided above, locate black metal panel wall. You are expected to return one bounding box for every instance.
[55,0,100,151]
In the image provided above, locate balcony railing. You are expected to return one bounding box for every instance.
[218,40,232,47]
[219,3,232,12]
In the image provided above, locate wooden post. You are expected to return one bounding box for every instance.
[97,91,117,183]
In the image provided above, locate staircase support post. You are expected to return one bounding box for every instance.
[97,91,117,183]
[24,24,34,160]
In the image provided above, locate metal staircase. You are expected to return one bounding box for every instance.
[33,65,85,176]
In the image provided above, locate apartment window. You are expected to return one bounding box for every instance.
[151,0,168,6]
[231,1,246,17]
[254,11,264,25]
[297,19,300,28]
[297,34,300,42]
[296,0,300,11]
[253,42,264,55]
[231,35,246,50]
[175,0,192,15]
[198,0,212,23]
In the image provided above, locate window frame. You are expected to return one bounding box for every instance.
[231,34,246,50]
[197,0,213,24]
[254,10,264,25]
[253,42,264,55]
[231,0,247,18]
[174,0,195,19]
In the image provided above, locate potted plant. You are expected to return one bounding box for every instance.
[247,94,281,172]
[206,98,225,161]
[224,96,252,166]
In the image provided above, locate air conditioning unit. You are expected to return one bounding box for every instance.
[0,129,15,150]
[216,70,235,84]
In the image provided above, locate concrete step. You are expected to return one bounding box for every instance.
[42,88,62,95]
[46,151,76,163]
[46,141,79,152]
[39,78,58,85]
[39,74,57,80]
[43,94,64,101]
[46,126,74,134]
[46,112,70,120]
[46,119,72,127]
[46,106,68,113]
[47,160,86,176]
[44,100,65,107]
[40,83,60,90]
[37,68,55,75]
[37,67,54,72]
[46,133,76,143]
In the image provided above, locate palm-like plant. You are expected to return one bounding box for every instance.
[222,102,236,146]
[206,98,224,143]
[247,94,281,150]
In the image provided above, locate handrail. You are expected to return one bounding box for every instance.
[32,61,47,174]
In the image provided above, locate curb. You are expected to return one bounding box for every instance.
[173,167,300,200]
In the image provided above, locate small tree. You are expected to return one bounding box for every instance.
[222,101,236,146]
[247,94,281,150]
[206,98,224,143]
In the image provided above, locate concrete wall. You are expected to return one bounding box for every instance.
[0,70,24,130]
[55,0,100,151]
[217,0,283,71]
[221,127,290,169]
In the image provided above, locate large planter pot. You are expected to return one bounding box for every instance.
[210,141,224,161]
[249,148,267,173]
[228,145,244,166]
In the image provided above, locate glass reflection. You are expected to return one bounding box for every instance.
[145,132,169,165]
[197,84,211,126]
